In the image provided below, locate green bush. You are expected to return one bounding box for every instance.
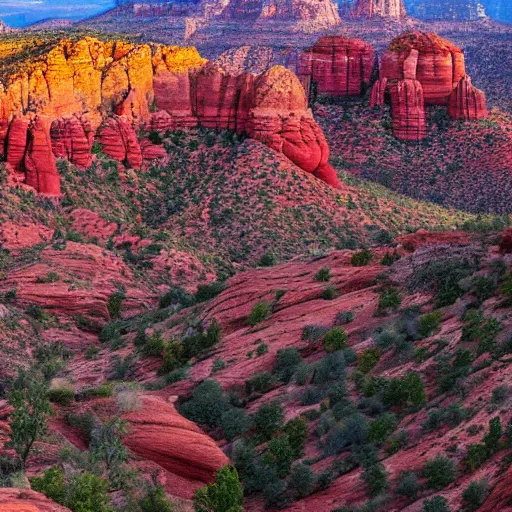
[462,479,488,512]
[221,408,251,441]
[107,291,125,319]
[314,268,331,282]
[31,466,67,505]
[351,250,373,267]
[335,311,354,325]
[396,471,419,499]
[253,401,284,440]
[358,349,380,373]
[362,461,388,497]
[464,443,489,471]
[195,281,225,303]
[258,253,276,267]
[263,435,294,477]
[160,341,184,373]
[138,484,174,512]
[142,332,165,357]
[248,301,271,326]
[48,387,75,406]
[158,287,195,309]
[378,288,402,312]
[82,384,113,399]
[322,328,348,353]
[417,312,442,338]
[471,275,496,301]
[321,285,338,300]
[180,380,229,428]
[290,463,315,498]
[423,454,457,490]
[368,413,397,444]
[194,465,243,512]
[383,372,426,409]
[423,496,451,512]
[245,372,276,394]
[273,348,301,383]
[283,417,308,458]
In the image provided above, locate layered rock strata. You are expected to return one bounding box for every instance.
[370,32,488,140]
[0,37,339,191]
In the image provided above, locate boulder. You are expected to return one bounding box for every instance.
[123,395,229,496]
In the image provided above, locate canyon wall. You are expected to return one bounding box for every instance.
[0,37,340,194]
[354,0,406,18]
[370,32,488,140]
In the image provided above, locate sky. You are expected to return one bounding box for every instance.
[0,0,115,27]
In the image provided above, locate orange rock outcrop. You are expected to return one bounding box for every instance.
[0,489,71,512]
[0,37,340,190]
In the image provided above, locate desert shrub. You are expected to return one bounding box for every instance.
[273,348,301,383]
[423,403,471,432]
[245,372,276,394]
[158,287,195,309]
[0,454,23,487]
[483,416,502,453]
[82,384,113,399]
[180,380,229,428]
[48,386,75,406]
[283,417,308,458]
[396,471,419,499]
[302,324,330,342]
[256,342,268,356]
[378,288,402,312]
[138,483,174,512]
[462,479,489,511]
[8,370,51,466]
[491,385,510,405]
[381,251,401,266]
[334,311,354,325]
[322,328,348,353]
[195,281,225,303]
[193,465,243,512]
[324,414,368,455]
[263,435,294,477]
[142,331,165,357]
[107,291,125,319]
[160,341,184,374]
[321,285,338,300]
[314,268,331,282]
[248,301,271,326]
[423,496,451,512]
[382,372,426,409]
[290,463,315,498]
[313,351,347,385]
[258,253,276,267]
[301,385,325,406]
[368,412,398,444]
[464,443,489,471]
[423,454,456,490]
[30,466,67,505]
[471,275,496,301]
[221,408,251,441]
[417,312,442,338]
[362,461,388,497]
[294,363,314,386]
[181,320,222,359]
[351,250,373,267]
[253,401,284,440]
[358,349,380,373]
[65,412,95,445]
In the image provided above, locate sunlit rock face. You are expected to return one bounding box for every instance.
[354,0,406,18]
[0,37,340,192]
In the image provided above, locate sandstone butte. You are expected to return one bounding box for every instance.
[370,32,488,141]
[353,0,406,18]
[297,36,375,97]
[0,37,341,195]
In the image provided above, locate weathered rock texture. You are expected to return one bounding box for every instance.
[354,0,406,18]
[298,36,375,97]
[123,395,229,495]
[0,489,71,512]
[370,32,488,140]
[0,37,339,190]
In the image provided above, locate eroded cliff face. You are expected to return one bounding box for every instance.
[0,37,340,193]
[370,32,488,141]
[354,0,406,18]
[298,36,375,97]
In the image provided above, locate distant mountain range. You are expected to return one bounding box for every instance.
[404,0,511,22]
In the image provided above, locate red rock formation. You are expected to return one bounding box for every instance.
[298,36,375,97]
[24,117,61,196]
[448,76,488,120]
[353,0,406,18]
[6,118,28,172]
[479,466,512,512]
[0,489,71,512]
[388,79,427,141]
[96,116,142,169]
[371,32,488,140]
[123,395,229,496]
[50,116,94,168]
